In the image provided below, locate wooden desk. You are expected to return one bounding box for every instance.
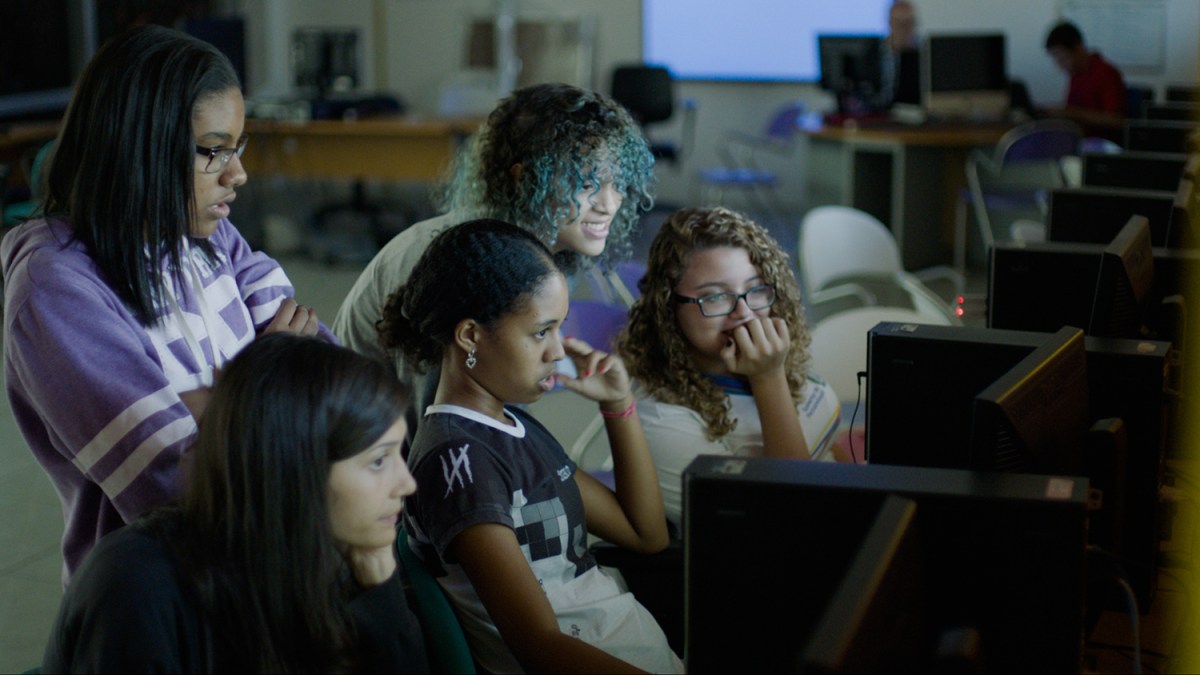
[242,117,481,182]
[805,122,1011,270]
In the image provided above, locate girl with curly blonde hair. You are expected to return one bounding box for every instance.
[619,207,847,526]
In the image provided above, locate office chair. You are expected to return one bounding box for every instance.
[2,140,53,228]
[692,99,807,222]
[798,205,963,323]
[610,64,696,168]
[395,529,477,674]
[956,119,1082,275]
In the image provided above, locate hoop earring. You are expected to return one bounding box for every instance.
[466,350,477,369]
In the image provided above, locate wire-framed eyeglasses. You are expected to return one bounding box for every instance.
[195,135,248,174]
[672,284,776,317]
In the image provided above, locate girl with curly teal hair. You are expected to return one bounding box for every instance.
[333,83,656,440]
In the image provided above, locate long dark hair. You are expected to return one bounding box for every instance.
[41,24,240,325]
[163,334,409,672]
[377,219,561,372]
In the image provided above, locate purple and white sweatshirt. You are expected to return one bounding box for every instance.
[2,217,333,583]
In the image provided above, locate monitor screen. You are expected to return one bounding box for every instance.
[817,34,884,115]
[922,34,1008,120]
[642,0,889,82]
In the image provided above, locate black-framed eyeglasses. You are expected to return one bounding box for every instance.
[673,284,776,317]
[195,136,248,174]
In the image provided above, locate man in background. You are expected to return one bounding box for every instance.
[882,0,920,107]
[1044,20,1127,140]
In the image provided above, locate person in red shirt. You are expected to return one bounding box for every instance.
[1044,21,1127,141]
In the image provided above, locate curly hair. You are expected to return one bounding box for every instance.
[377,219,561,372]
[438,83,656,271]
[618,207,812,440]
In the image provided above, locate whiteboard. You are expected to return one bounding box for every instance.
[643,0,890,81]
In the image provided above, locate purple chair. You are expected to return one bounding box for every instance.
[955,120,1083,274]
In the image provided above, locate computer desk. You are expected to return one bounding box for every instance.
[805,121,1011,270]
[241,116,481,182]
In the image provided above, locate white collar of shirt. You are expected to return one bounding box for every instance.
[424,403,527,438]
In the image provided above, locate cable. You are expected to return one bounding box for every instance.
[847,370,867,463]
[1116,576,1143,674]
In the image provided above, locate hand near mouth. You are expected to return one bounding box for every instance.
[719,316,790,381]
[554,337,632,405]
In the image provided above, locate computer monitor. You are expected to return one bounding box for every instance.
[817,34,884,116]
[1047,186,1177,247]
[684,458,1088,673]
[968,327,1091,476]
[1144,102,1200,122]
[1082,151,1190,192]
[865,322,1172,610]
[798,495,932,673]
[1089,216,1155,339]
[1125,120,1197,153]
[921,34,1009,121]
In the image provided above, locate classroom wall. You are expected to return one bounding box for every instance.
[232,0,1198,213]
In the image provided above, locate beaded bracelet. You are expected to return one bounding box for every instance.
[600,398,637,419]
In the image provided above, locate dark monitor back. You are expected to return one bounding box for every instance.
[1125,120,1197,153]
[1047,186,1176,247]
[1165,85,1200,103]
[925,34,1006,92]
[1088,216,1155,339]
[968,328,1091,476]
[684,458,1088,674]
[1082,151,1190,192]
[184,17,247,93]
[1144,103,1200,122]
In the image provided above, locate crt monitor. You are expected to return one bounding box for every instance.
[817,34,884,115]
[684,458,1088,674]
[922,33,1009,121]
[1088,216,1155,339]
[1047,186,1177,247]
[1082,151,1190,192]
[987,239,1103,333]
[798,495,934,673]
[968,327,1091,477]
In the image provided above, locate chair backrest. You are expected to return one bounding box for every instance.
[561,299,630,352]
[611,65,674,125]
[994,120,1082,164]
[799,206,902,293]
[763,100,807,143]
[396,529,477,674]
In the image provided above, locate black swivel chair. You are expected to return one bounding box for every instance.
[610,64,695,168]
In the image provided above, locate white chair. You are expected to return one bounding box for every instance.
[797,205,963,323]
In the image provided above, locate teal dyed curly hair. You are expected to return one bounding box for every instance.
[439,83,656,268]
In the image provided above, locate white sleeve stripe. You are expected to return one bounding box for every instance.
[239,268,291,296]
[101,416,197,499]
[75,385,180,472]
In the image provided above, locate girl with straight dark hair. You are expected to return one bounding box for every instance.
[43,334,428,673]
[380,219,682,673]
[2,25,331,582]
